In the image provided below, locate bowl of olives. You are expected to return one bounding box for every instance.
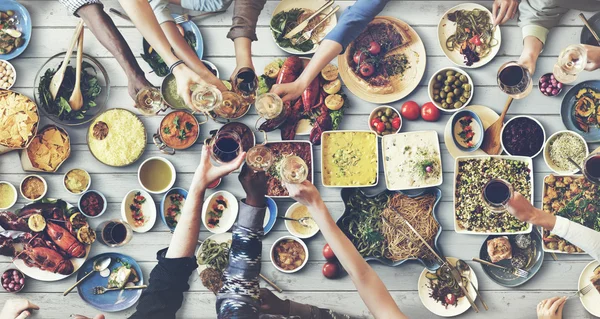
[368,105,402,137]
[428,67,473,113]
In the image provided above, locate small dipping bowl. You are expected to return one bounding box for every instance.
[450,110,484,152]
[270,236,309,274]
[0,181,18,210]
[538,73,563,97]
[63,168,91,195]
[78,190,108,218]
[368,105,402,137]
[2,269,25,293]
[19,175,47,201]
[501,115,546,158]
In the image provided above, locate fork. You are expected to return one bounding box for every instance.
[294,6,340,46]
[92,285,147,295]
[174,10,227,24]
[573,283,594,297]
[472,258,530,278]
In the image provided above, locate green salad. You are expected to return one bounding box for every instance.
[270,9,326,53]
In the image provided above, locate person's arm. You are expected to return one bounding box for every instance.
[507,192,600,262]
[285,181,406,319]
[226,0,266,81]
[217,165,267,318]
[271,0,389,102]
[260,288,353,319]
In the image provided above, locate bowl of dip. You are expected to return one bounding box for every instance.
[63,168,91,195]
[0,182,17,210]
[19,175,47,201]
[78,190,107,218]
[450,110,484,152]
[284,202,319,239]
[153,110,200,154]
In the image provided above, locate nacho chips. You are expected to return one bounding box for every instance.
[26,126,71,172]
[0,90,39,148]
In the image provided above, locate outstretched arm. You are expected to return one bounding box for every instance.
[285,181,406,319]
[227,0,267,81]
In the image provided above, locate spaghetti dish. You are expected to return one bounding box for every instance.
[381,193,439,261]
[446,9,498,66]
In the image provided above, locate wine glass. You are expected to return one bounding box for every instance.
[481,178,514,213]
[280,155,308,184]
[246,131,274,172]
[254,93,286,130]
[213,91,246,120]
[190,84,223,113]
[497,61,532,99]
[233,67,258,103]
[208,129,242,165]
[582,153,600,185]
[553,44,588,84]
[135,87,165,116]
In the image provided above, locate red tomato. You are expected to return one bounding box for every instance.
[322,262,339,279]
[391,117,401,130]
[367,41,381,55]
[353,50,365,65]
[421,102,441,122]
[322,244,336,260]
[374,121,385,133]
[359,62,375,77]
[400,101,420,121]
[445,293,457,305]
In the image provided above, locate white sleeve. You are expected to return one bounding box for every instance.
[552,216,600,262]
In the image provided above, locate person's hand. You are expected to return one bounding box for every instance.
[284,180,323,208]
[537,296,567,319]
[518,52,537,76]
[229,64,255,86]
[194,144,246,190]
[0,299,39,319]
[583,44,600,71]
[238,163,267,207]
[271,81,305,103]
[507,192,557,230]
[171,63,214,107]
[259,288,290,316]
[492,0,519,25]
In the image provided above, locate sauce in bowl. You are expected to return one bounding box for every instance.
[159,111,199,150]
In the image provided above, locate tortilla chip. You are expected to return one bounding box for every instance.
[0,91,38,148]
[26,126,70,172]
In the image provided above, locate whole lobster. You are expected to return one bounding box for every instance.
[310,103,333,145]
[18,246,74,275]
[45,222,86,258]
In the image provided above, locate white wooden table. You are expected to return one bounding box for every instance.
[1,1,599,318]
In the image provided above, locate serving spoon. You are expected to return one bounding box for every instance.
[63,257,111,296]
[277,216,313,228]
[49,20,84,100]
[68,30,84,111]
[457,259,488,311]
[481,96,514,155]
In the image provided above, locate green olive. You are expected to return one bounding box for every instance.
[454,101,463,108]
[433,82,442,89]
[463,91,470,98]
[459,75,468,82]
[440,91,447,98]
[436,74,443,81]
[385,108,393,117]
[442,102,449,109]
[443,86,451,92]
[446,70,455,76]
[377,111,382,117]
[446,97,453,104]
[453,88,461,95]
[381,116,388,122]
[6,10,15,16]
[459,96,467,103]
[444,80,450,86]
[433,94,440,101]
[447,92,454,98]
[454,80,462,87]
[462,83,471,91]
[447,75,456,83]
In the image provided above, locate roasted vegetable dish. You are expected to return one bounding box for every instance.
[542,175,600,253]
[572,87,600,133]
[0,10,25,55]
[455,157,532,233]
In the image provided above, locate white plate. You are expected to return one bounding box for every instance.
[444,105,501,159]
[381,131,443,191]
[202,191,239,234]
[418,257,479,317]
[13,200,91,282]
[271,0,338,55]
[453,155,534,235]
[438,3,501,68]
[195,232,232,275]
[578,260,600,317]
[121,189,157,233]
[295,118,313,135]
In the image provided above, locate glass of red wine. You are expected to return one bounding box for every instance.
[482,178,514,213]
[208,129,242,165]
[497,61,532,99]
[583,153,600,185]
[96,219,133,247]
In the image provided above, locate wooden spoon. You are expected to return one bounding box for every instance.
[48,20,84,100]
[68,30,84,111]
[481,96,514,155]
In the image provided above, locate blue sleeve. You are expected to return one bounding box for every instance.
[323,0,390,52]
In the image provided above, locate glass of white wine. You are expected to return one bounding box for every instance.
[254,93,286,130]
[246,130,274,172]
[280,155,308,184]
[553,44,588,84]
[135,87,165,116]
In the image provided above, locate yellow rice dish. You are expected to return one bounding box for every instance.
[322,131,378,186]
[88,109,146,166]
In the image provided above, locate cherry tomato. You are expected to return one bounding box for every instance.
[367,41,381,55]
[322,262,340,279]
[374,121,385,133]
[400,101,420,121]
[468,35,482,46]
[370,118,381,128]
[391,117,401,130]
[353,50,365,65]
[421,102,441,122]
[322,243,336,260]
[359,62,375,77]
[445,293,457,305]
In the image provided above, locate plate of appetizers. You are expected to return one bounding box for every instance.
[338,16,426,104]
[444,105,502,159]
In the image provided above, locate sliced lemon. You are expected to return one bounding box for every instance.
[321,64,339,82]
[325,94,344,111]
[77,226,96,245]
[222,80,233,91]
[28,214,46,232]
[4,29,22,38]
[323,79,342,95]
[264,61,281,79]
[69,212,88,229]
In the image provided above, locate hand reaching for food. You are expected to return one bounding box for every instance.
[0,299,39,319]
[492,0,519,25]
[271,81,305,103]
[171,63,215,108]
[507,192,557,230]
[284,180,323,209]
[537,296,567,319]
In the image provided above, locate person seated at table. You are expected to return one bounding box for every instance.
[117,0,228,108]
[282,181,409,319]
[507,192,600,261]
[147,0,267,83]
[271,0,390,102]
[58,0,152,100]
[536,296,567,319]
[515,0,600,75]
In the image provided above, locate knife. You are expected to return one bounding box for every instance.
[284,0,334,39]
[448,264,480,313]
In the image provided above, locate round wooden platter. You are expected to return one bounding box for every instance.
[338,16,426,104]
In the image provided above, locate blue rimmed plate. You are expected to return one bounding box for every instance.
[0,1,32,60]
[160,187,188,232]
[263,196,277,234]
[560,80,600,142]
[76,253,144,312]
[338,187,443,271]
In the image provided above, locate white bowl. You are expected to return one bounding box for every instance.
[0,60,17,90]
[121,189,157,233]
[270,236,309,274]
[63,168,91,195]
[202,191,238,234]
[19,175,47,201]
[78,190,107,218]
[428,67,473,113]
[137,157,176,194]
[543,130,589,175]
[0,181,17,210]
[284,202,319,239]
[500,115,546,158]
[368,105,402,137]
